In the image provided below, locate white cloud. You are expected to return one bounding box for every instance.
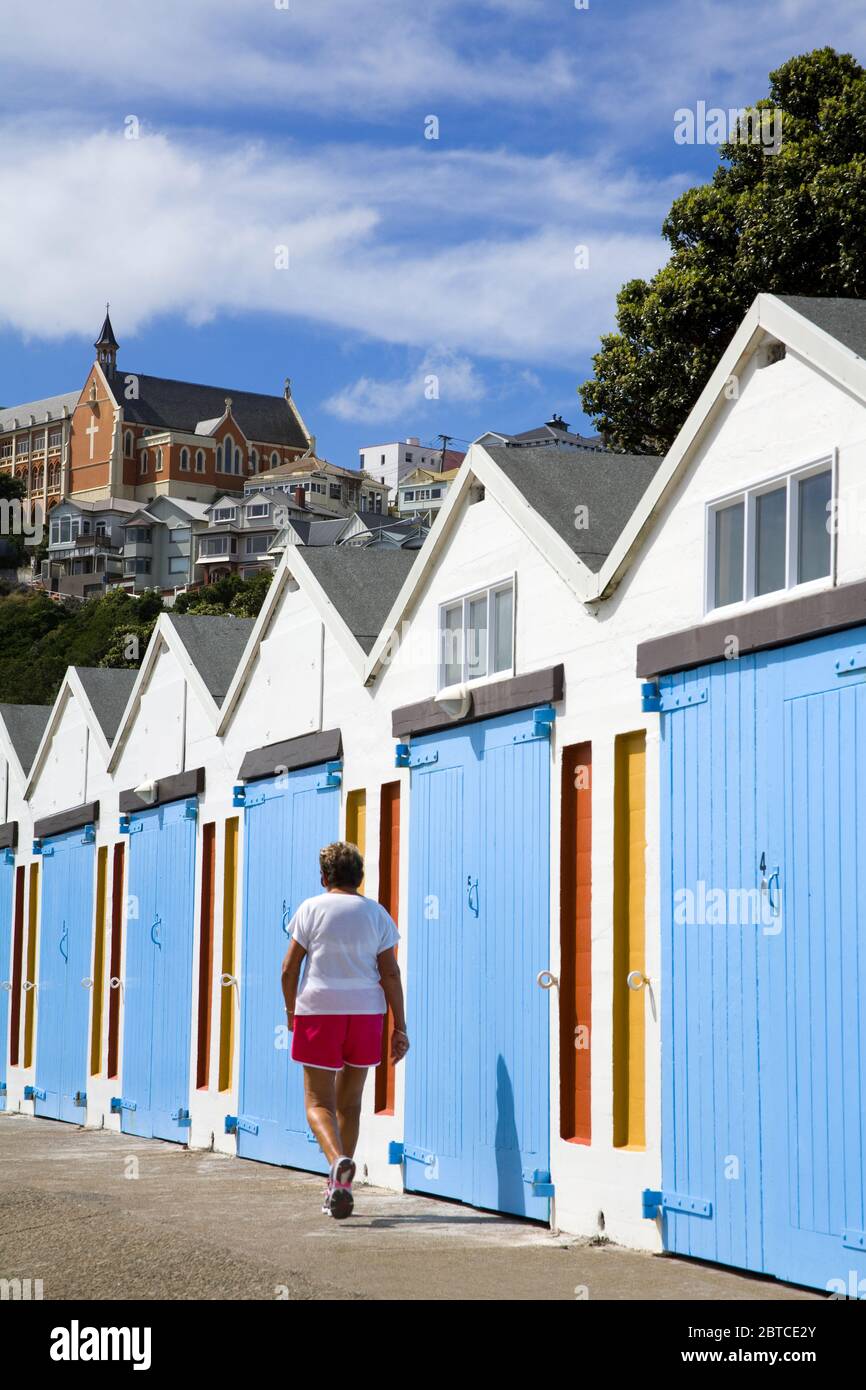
[324,350,486,424]
[0,124,669,366]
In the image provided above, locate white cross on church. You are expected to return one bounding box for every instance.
[86,419,99,459]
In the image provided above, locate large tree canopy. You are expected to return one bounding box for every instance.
[579,48,866,454]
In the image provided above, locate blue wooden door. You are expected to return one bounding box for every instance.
[34,829,96,1122]
[121,799,197,1141]
[236,765,339,1172]
[404,709,552,1219]
[763,628,866,1294]
[0,858,15,1109]
[661,625,866,1295]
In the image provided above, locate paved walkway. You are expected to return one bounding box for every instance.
[0,1114,820,1301]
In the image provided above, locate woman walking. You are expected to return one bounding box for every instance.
[281,841,409,1219]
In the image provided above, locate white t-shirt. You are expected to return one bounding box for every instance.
[290,891,400,1016]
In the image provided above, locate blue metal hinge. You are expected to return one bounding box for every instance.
[658,684,709,714]
[316,760,342,791]
[836,649,866,676]
[305,1128,320,1144]
[171,1107,191,1127]
[73,1091,87,1108]
[388,1141,405,1165]
[226,1115,259,1136]
[24,1085,46,1101]
[2,849,13,867]
[32,839,44,856]
[232,784,246,808]
[513,706,556,744]
[641,681,661,713]
[642,1187,712,1219]
[183,799,198,821]
[523,1167,555,1197]
[118,813,131,835]
[0,1082,7,1095]
[80,824,96,845]
[403,1142,437,1166]
[843,1228,866,1251]
[395,744,438,769]
[110,1096,137,1114]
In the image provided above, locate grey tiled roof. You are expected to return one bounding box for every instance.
[0,392,79,434]
[296,548,416,652]
[0,703,52,773]
[776,295,866,360]
[485,444,662,574]
[111,372,309,449]
[73,668,138,743]
[165,614,255,704]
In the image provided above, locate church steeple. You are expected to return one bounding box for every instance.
[95,304,119,373]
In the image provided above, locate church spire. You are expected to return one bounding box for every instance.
[95,304,119,373]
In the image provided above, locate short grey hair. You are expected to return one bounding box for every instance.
[319,841,364,889]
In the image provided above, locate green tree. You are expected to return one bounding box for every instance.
[579,48,866,454]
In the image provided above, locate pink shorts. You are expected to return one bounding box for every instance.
[291,1013,384,1070]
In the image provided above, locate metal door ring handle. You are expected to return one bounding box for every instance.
[81,978,94,988]
[537,970,558,990]
[627,970,649,991]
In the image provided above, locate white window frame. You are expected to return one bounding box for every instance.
[436,575,516,691]
[704,451,836,615]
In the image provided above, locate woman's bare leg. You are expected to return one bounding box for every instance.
[335,1066,369,1159]
[303,1066,343,1164]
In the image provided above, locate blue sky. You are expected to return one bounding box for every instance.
[1,0,864,464]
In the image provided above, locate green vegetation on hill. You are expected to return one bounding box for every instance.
[0,570,272,707]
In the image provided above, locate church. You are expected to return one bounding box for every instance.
[0,311,314,515]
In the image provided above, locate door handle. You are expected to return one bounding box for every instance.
[467,877,479,917]
[81,978,94,989]
[537,970,558,990]
[150,914,162,948]
[281,899,291,936]
[59,921,68,962]
[766,868,781,916]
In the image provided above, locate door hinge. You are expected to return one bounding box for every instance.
[32,840,52,856]
[232,784,246,808]
[395,744,438,769]
[403,1142,437,1166]
[641,681,661,713]
[2,849,13,867]
[110,1096,137,1114]
[226,1115,259,1136]
[80,825,96,845]
[657,684,709,714]
[171,1107,191,1126]
[119,816,144,835]
[842,1228,866,1251]
[388,1141,404,1165]
[24,1084,46,1101]
[513,706,556,744]
[315,761,342,791]
[73,1091,87,1108]
[835,648,866,676]
[183,800,198,821]
[642,1187,712,1219]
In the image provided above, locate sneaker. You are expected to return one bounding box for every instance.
[321,1183,332,1215]
[326,1156,356,1220]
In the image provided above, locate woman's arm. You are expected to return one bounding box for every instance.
[280,940,307,1030]
[377,948,409,1061]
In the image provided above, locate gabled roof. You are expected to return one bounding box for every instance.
[72,668,138,743]
[0,392,79,433]
[164,614,256,704]
[53,495,141,516]
[485,445,662,573]
[26,666,139,794]
[478,422,604,450]
[593,292,866,602]
[298,549,416,653]
[774,295,866,359]
[0,703,52,780]
[110,373,309,449]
